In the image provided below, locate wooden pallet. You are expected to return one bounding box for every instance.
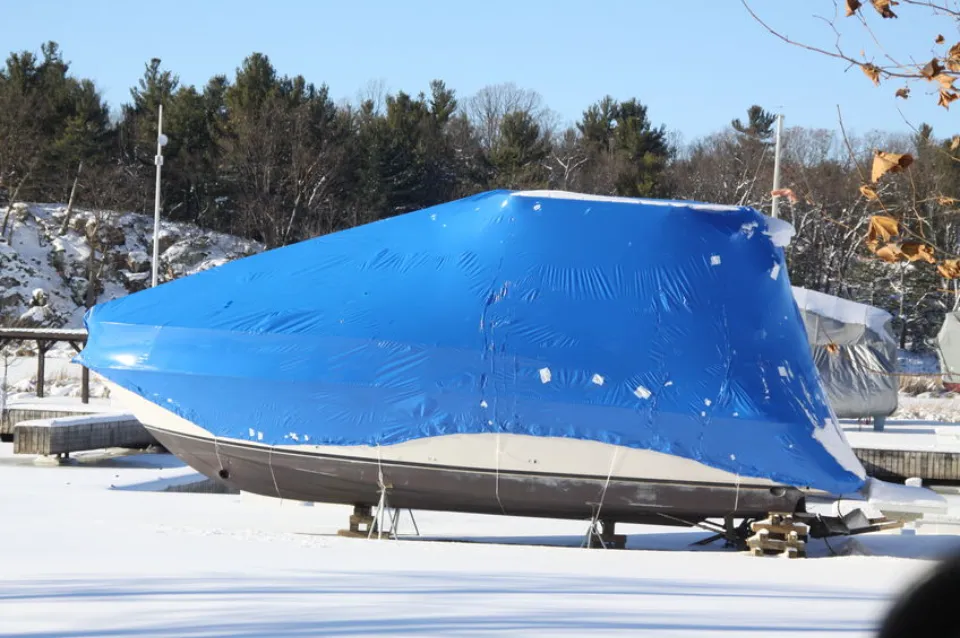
[337,504,378,538]
[747,513,808,558]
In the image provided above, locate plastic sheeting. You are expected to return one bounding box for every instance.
[792,288,898,419]
[76,190,866,496]
[937,312,960,385]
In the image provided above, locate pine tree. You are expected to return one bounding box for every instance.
[488,110,550,189]
[732,105,777,143]
[576,96,668,197]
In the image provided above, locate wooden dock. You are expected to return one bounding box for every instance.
[0,327,91,402]
[1,400,113,442]
[853,447,960,482]
[846,423,960,483]
[12,414,157,457]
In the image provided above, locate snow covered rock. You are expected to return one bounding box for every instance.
[0,203,262,328]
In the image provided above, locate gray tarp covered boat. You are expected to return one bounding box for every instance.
[793,287,898,426]
[937,311,960,391]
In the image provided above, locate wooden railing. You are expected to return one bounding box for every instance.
[0,327,90,403]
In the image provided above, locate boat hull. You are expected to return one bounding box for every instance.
[148,425,804,523]
[105,383,805,524]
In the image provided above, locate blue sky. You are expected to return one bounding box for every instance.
[6,0,960,140]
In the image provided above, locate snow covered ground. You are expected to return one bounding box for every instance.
[2,441,959,637]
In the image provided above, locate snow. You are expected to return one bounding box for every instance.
[864,477,948,514]
[2,391,960,635]
[2,354,113,404]
[19,412,135,428]
[890,394,960,423]
[763,215,796,248]
[4,395,116,414]
[512,190,745,213]
[2,436,960,636]
[842,419,960,453]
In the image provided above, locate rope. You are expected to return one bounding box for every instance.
[494,432,506,515]
[733,472,741,512]
[268,445,282,501]
[213,435,225,474]
[584,448,619,549]
[595,448,619,521]
[370,442,389,540]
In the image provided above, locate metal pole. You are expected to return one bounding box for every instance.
[152,104,164,288]
[771,113,784,219]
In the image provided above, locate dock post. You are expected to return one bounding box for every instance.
[81,367,90,404]
[35,339,51,399]
[68,341,90,404]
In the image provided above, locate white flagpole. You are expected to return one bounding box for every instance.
[771,113,784,219]
[152,104,168,287]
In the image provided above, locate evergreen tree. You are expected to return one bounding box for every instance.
[488,110,550,189]
[576,96,668,197]
[0,42,113,213]
[732,105,777,143]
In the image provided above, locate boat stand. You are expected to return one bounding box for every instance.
[337,504,379,538]
[746,512,808,558]
[336,502,421,540]
[582,509,626,549]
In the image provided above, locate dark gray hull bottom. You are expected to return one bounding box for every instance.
[147,426,805,525]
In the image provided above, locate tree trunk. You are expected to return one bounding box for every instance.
[0,167,35,238]
[85,222,99,309]
[899,266,908,350]
[58,161,83,236]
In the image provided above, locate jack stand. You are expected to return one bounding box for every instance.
[337,504,378,538]
[583,510,626,549]
[367,482,394,539]
[746,512,809,558]
[388,507,421,537]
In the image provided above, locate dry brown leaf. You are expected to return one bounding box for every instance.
[871,0,898,18]
[938,194,959,205]
[860,184,880,200]
[771,188,798,203]
[923,58,945,79]
[951,136,960,151]
[895,87,910,99]
[862,63,882,85]
[940,89,959,108]
[938,34,947,44]
[876,243,904,262]
[871,151,914,182]
[866,215,900,248]
[826,343,840,354]
[940,259,960,279]
[901,242,936,263]
[949,43,960,71]
[936,74,957,90]
[846,0,862,15]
